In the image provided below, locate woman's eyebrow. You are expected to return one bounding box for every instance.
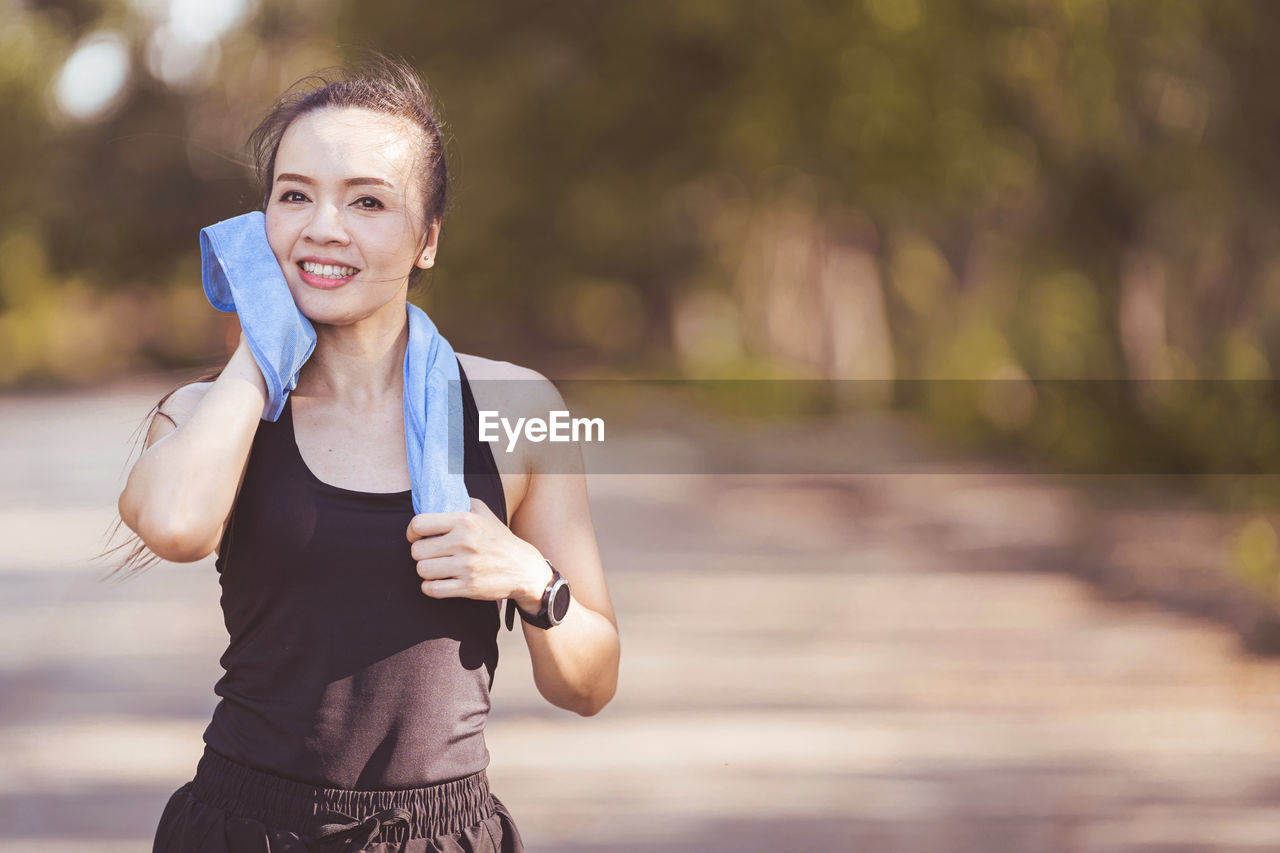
[275,173,395,189]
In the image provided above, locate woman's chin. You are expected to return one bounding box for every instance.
[293,290,408,329]
[294,302,347,327]
[301,312,351,328]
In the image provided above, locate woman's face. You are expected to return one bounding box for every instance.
[265,106,437,327]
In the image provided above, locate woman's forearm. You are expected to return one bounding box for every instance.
[523,600,621,715]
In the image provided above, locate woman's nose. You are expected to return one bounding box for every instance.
[301,202,350,244]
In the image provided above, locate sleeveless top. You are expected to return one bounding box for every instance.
[202,359,509,790]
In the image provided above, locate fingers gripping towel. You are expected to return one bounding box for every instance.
[199,210,470,516]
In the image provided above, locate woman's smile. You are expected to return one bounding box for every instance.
[297,258,360,289]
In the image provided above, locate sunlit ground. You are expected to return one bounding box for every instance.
[3,379,1280,852]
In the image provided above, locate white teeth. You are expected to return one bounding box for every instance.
[301,261,358,278]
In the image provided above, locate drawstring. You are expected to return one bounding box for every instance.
[307,806,412,850]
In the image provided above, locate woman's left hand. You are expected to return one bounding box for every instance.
[407,498,552,611]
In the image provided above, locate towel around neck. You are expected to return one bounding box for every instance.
[199,210,470,516]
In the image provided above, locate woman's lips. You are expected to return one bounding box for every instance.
[297,263,357,289]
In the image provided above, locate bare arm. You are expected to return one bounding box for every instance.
[117,334,268,562]
[510,437,621,716]
[500,376,619,716]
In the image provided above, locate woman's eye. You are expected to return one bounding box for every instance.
[279,191,307,203]
[356,196,384,210]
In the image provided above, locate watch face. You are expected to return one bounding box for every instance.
[551,582,571,622]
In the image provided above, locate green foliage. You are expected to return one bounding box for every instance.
[4,0,1280,507]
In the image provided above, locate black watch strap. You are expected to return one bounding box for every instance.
[505,560,568,630]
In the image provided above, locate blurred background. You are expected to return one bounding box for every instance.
[5,0,1280,850]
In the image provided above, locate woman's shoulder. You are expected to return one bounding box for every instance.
[454,353,568,437]
[454,354,582,491]
[455,352,544,383]
[455,353,562,404]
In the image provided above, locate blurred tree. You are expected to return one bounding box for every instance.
[4,0,1280,503]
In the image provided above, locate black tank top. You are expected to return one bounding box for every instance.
[202,359,508,790]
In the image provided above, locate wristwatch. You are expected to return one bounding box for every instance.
[505,559,571,631]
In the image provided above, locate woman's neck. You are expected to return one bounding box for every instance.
[294,306,409,409]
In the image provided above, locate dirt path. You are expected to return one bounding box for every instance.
[2,380,1279,852]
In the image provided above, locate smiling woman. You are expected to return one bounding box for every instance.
[111,52,620,853]
[247,60,450,296]
[265,107,439,324]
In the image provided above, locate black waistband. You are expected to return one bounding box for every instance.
[190,747,494,845]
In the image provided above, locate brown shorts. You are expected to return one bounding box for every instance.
[153,746,523,852]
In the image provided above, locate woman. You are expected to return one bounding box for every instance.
[115,55,620,852]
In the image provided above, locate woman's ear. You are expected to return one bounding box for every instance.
[417,219,442,269]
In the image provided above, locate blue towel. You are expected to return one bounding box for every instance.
[200,210,470,516]
[200,211,315,422]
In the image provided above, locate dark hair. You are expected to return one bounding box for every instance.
[247,52,451,292]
